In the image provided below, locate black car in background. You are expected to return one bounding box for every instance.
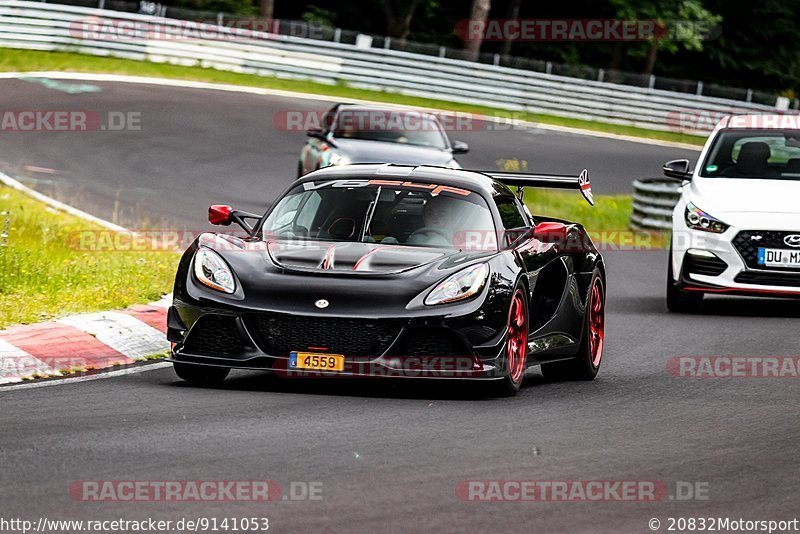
[297,104,470,177]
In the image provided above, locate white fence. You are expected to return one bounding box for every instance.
[0,0,781,134]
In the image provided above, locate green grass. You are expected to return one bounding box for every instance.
[498,153,668,249]
[0,185,177,328]
[526,188,669,250]
[497,157,632,232]
[0,48,706,146]
[525,189,631,230]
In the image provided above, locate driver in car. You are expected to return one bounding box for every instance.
[406,194,461,247]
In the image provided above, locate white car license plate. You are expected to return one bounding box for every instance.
[758,248,800,268]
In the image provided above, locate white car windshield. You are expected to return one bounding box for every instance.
[701,129,800,180]
[262,180,497,250]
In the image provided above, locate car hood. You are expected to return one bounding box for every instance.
[690,178,800,216]
[267,240,462,274]
[333,138,456,166]
[189,234,497,316]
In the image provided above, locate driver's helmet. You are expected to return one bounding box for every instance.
[422,194,465,230]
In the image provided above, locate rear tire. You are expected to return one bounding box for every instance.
[541,268,605,382]
[173,362,230,386]
[486,285,529,398]
[666,248,703,313]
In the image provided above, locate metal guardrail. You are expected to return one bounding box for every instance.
[630,179,682,230]
[22,0,800,110]
[0,0,783,134]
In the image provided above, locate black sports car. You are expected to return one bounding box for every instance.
[167,164,605,396]
[297,104,469,177]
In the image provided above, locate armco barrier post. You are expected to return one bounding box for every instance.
[630,179,682,231]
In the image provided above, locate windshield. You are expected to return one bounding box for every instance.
[700,129,800,180]
[332,109,449,150]
[261,180,497,250]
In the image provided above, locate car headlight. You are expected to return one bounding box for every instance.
[193,247,235,293]
[424,263,489,306]
[329,152,351,166]
[684,202,729,234]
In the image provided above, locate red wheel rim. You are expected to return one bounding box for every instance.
[507,290,528,384]
[588,277,605,368]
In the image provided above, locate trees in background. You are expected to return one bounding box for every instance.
[259,0,273,18]
[166,0,798,96]
[463,0,491,60]
[383,0,421,39]
[609,0,722,76]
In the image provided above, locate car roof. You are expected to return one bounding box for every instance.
[334,103,441,119]
[296,164,511,197]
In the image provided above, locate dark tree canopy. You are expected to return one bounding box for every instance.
[166,0,799,95]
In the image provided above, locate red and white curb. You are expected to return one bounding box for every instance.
[0,296,171,385]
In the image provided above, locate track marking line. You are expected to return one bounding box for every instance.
[0,361,172,392]
[0,170,128,232]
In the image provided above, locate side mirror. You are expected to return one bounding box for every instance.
[208,204,261,234]
[307,127,326,140]
[307,127,336,148]
[208,204,232,226]
[663,159,693,180]
[451,140,470,154]
[534,221,568,244]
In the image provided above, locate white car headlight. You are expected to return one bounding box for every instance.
[329,152,351,166]
[194,247,235,293]
[685,202,729,234]
[424,263,489,306]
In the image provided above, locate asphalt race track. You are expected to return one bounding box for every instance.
[2,76,799,533]
[0,77,699,229]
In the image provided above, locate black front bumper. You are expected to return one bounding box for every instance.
[168,301,508,380]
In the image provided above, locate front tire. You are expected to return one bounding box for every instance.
[541,268,605,381]
[486,286,529,397]
[173,362,230,386]
[666,248,703,313]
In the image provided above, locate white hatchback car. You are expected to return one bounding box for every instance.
[666,114,800,312]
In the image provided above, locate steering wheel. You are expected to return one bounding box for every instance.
[407,227,451,246]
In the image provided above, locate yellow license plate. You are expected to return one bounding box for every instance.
[290,352,345,372]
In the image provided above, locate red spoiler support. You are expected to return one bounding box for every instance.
[483,169,594,206]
